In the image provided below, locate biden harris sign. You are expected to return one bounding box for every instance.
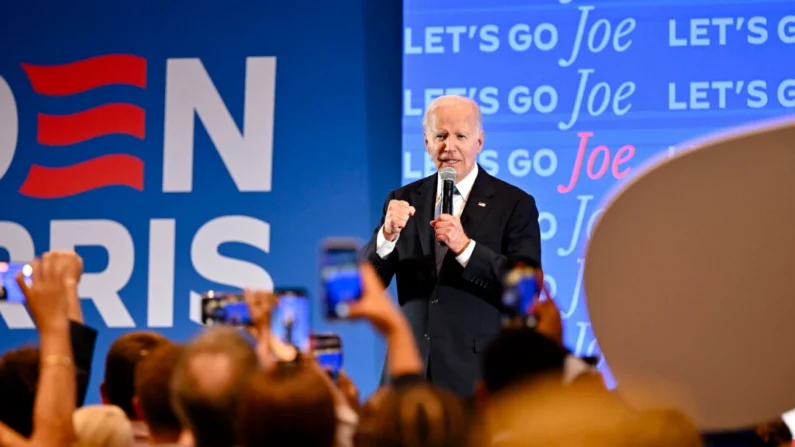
[0,0,401,403]
[0,54,276,329]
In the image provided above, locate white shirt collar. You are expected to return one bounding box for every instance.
[436,164,478,200]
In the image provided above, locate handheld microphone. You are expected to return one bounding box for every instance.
[439,167,457,248]
[440,167,457,215]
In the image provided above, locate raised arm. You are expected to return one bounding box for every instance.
[360,191,412,288]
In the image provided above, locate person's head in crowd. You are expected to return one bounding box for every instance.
[134,342,184,444]
[0,345,40,437]
[170,326,259,447]
[355,382,471,447]
[73,404,134,447]
[476,326,568,404]
[101,331,169,419]
[423,94,484,181]
[236,361,337,447]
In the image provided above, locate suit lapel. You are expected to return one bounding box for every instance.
[411,175,437,259]
[460,167,496,239]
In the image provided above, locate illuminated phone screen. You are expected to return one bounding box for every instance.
[0,262,33,303]
[321,247,362,319]
[312,333,342,382]
[271,289,310,352]
[501,264,540,318]
[200,289,311,353]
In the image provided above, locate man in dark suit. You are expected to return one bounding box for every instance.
[362,95,541,397]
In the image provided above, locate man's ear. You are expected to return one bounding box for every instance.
[424,134,434,159]
[99,382,109,405]
[477,130,484,153]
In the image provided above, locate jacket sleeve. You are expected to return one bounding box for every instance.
[460,193,541,293]
[69,320,98,407]
[359,191,399,288]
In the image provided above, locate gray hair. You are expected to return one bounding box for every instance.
[422,95,483,132]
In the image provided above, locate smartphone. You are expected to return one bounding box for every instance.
[200,291,251,326]
[200,288,311,353]
[501,261,542,321]
[311,333,342,383]
[271,288,311,353]
[320,239,363,319]
[0,262,33,303]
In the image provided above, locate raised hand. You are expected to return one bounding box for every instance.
[16,251,82,332]
[383,200,416,241]
[346,263,403,335]
[430,214,470,254]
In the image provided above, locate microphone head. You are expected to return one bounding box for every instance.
[439,166,457,182]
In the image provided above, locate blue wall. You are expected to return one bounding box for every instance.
[0,0,402,402]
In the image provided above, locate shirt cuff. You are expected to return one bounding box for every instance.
[455,239,476,267]
[376,225,398,258]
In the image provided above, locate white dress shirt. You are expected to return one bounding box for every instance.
[375,164,479,267]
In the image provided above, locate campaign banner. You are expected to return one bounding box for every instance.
[0,0,401,402]
[403,0,795,387]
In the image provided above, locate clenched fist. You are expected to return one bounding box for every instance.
[383,200,416,241]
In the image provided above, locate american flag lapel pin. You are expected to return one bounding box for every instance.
[478,202,486,207]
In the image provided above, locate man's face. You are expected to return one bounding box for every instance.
[424,103,484,181]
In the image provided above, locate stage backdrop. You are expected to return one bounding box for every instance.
[403,0,795,388]
[0,0,402,402]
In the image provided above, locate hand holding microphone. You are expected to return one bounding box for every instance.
[383,200,416,241]
[432,167,470,254]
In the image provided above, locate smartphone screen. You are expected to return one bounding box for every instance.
[0,262,33,303]
[200,289,311,353]
[501,262,541,319]
[272,289,311,352]
[201,292,251,326]
[311,333,342,382]
[321,243,362,319]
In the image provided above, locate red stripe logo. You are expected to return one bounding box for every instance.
[21,54,147,96]
[37,104,145,146]
[18,54,147,199]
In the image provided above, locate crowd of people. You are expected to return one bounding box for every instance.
[0,250,791,447]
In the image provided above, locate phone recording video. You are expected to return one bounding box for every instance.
[271,288,311,352]
[320,240,363,319]
[501,261,543,323]
[0,262,33,303]
[201,292,252,326]
[311,333,342,383]
[199,288,311,352]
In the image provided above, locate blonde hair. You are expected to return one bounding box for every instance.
[72,405,133,447]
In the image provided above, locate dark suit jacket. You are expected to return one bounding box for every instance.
[71,320,98,407]
[362,166,541,396]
